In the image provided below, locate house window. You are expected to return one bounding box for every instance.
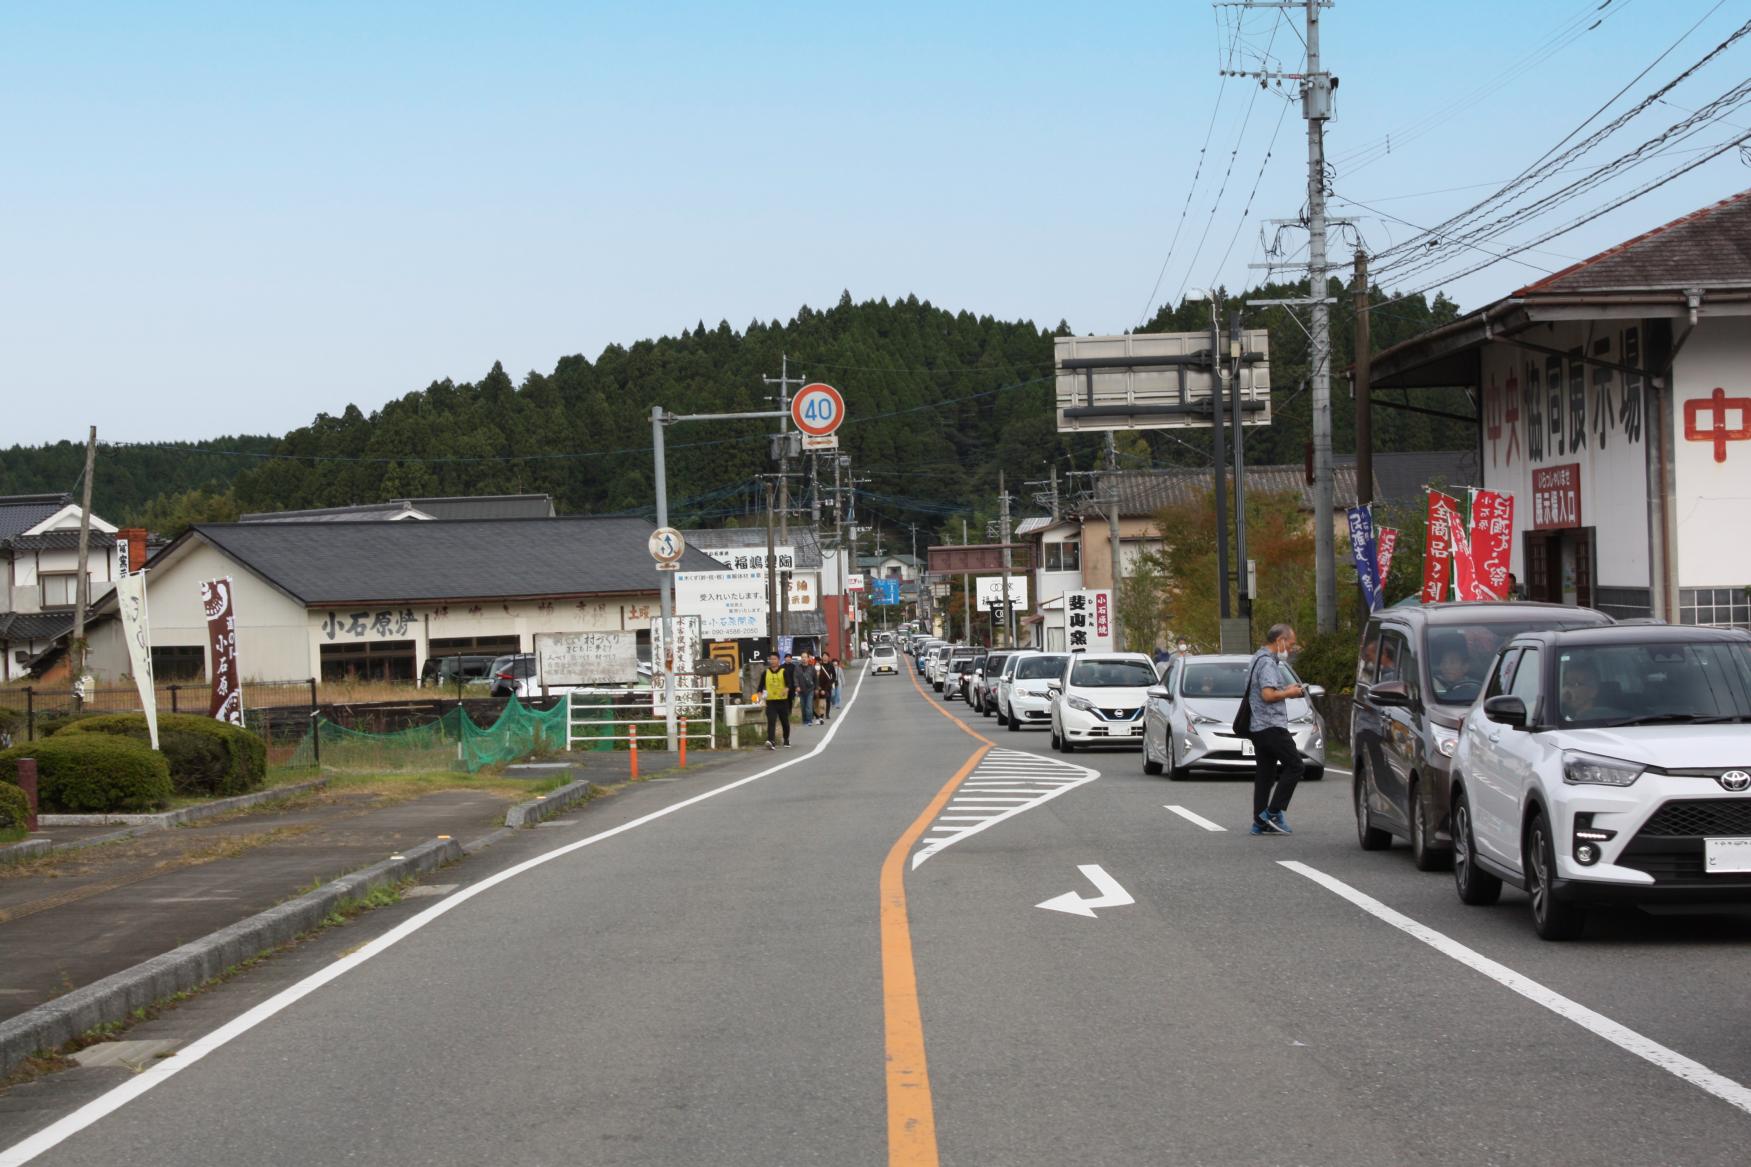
[1679,587,1751,629]
[1044,541,1080,573]
[40,573,82,608]
[151,646,206,681]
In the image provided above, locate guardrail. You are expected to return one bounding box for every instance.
[565,686,718,751]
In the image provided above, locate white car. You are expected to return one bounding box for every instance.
[870,644,899,675]
[1049,652,1159,751]
[926,645,953,688]
[1450,624,1751,940]
[999,651,1063,731]
[1143,653,1325,780]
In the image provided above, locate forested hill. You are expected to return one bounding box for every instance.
[1,287,1470,538]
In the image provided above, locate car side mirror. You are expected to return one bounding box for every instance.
[1303,684,1325,700]
[1369,680,1411,708]
[1047,683,1062,696]
[1146,686,1171,700]
[1483,695,1528,727]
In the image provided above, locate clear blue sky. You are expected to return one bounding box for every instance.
[6,0,1748,445]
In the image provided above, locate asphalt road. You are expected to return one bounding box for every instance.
[6,661,1751,1166]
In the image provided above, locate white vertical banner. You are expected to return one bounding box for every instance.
[1067,589,1114,653]
[115,571,160,749]
[651,615,706,717]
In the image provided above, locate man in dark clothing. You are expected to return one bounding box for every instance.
[817,656,838,720]
[1244,623,1307,835]
[797,652,818,725]
[760,652,796,750]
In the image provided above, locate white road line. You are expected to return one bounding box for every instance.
[1280,860,1751,1117]
[913,751,1099,869]
[1164,805,1228,832]
[0,665,879,1167]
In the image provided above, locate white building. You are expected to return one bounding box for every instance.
[0,494,129,681]
[1373,189,1751,625]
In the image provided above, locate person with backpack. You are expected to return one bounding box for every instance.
[816,655,837,720]
[760,651,797,750]
[1237,623,1307,835]
[796,652,818,725]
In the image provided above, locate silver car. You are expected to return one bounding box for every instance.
[1141,654,1326,780]
[999,652,1067,731]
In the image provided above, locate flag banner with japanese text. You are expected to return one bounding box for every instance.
[201,576,244,726]
[115,571,160,749]
[1437,494,1480,602]
[1467,489,1515,601]
[1377,527,1399,584]
[1346,506,1382,610]
[1421,491,1460,603]
[1067,589,1113,652]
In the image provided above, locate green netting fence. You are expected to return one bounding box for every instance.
[286,697,575,773]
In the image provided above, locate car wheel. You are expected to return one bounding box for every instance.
[1006,705,1019,732]
[996,703,1007,726]
[1302,765,1325,782]
[1050,725,1062,751]
[1409,781,1450,872]
[1354,761,1392,851]
[1142,734,1164,775]
[1527,813,1586,940]
[1451,787,1503,906]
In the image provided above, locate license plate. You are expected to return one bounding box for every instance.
[1240,739,1255,757]
[1704,836,1751,874]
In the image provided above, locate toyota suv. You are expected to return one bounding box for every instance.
[1352,602,1611,871]
[1449,624,1751,939]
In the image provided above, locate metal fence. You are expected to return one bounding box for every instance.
[566,688,718,751]
[0,680,319,744]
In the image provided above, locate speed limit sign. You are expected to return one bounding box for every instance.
[791,383,845,438]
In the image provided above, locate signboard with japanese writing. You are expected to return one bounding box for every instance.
[319,607,418,641]
[1421,491,1460,604]
[870,579,902,606]
[697,546,797,573]
[535,630,638,686]
[1468,489,1515,600]
[1066,589,1113,653]
[651,616,707,716]
[1377,527,1399,582]
[1530,463,1581,529]
[201,576,244,726]
[1346,507,1382,611]
[675,569,769,638]
[976,576,1030,610]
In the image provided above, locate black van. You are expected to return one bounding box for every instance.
[1351,601,1611,870]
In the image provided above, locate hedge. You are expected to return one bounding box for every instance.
[0,780,28,829]
[60,713,266,798]
[0,735,172,814]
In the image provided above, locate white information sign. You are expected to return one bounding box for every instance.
[652,615,708,716]
[975,576,1030,610]
[696,546,798,572]
[675,570,769,638]
[1066,589,1114,653]
[535,631,639,686]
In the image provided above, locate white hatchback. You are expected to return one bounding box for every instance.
[870,645,899,675]
[1450,625,1751,940]
[1049,652,1160,752]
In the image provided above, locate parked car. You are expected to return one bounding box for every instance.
[926,644,954,687]
[1049,652,1159,752]
[1000,652,1063,730]
[1449,624,1751,940]
[419,653,498,689]
[1352,601,1613,871]
[973,651,1013,716]
[488,653,538,698]
[933,646,975,692]
[1143,653,1325,781]
[914,640,940,675]
[945,654,980,702]
[993,651,1039,726]
[870,644,900,675]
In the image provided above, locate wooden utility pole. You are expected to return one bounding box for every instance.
[1354,248,1372,513]
[71,425,97,710]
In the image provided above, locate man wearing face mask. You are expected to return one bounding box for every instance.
[1244,623,1306,835]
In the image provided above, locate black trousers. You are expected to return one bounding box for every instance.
[1252,726,1304,818]
[765,698,792,745]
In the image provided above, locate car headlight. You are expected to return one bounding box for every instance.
[1065,695,1096,713]
[1189,711,1223,726]
[1432,725,1458,758]
[1562,750,1643,787]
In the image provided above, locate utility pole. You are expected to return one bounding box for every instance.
[71,425,96,711]
[763,355,807,540]
[765,476,779,651]
[998,471,1015,648]
[1353,247,1373,512]
[1231,307,1251,629]
[1210,306,1231,623]
[960,519,972,644]
[1104,433,1124,653]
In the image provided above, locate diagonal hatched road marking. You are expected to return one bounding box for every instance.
[910,749,1098,869]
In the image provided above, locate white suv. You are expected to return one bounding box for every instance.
[1000,651,1064,731]
[1450,625,1751,940]
[1049,652,1159,752]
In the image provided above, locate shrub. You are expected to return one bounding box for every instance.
[0,780,29,829]
[0,705,23,745]
[60,713,266,797]
[0,735,172,813]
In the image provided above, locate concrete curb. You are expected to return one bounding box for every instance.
[0,839,51,866]
[0,835,462,1078]
[503,780,598,829]
[36,778,329,832]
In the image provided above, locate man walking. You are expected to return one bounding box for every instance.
[760,651,796,750]
[796,652,818,725]
[1245,623,1307,835]
[818,655,838,720]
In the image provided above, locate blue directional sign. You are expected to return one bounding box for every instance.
[870,579,902,606]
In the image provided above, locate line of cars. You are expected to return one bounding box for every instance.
[1347,600,1751,939]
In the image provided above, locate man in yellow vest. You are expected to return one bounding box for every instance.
[760,651,797,750]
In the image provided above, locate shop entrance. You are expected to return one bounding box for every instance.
[1524,527,1595,608]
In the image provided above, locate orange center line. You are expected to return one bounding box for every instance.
[880,660,995,1166]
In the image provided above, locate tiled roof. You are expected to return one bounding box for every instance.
[1371,450,1480,504]
[240,502,420,523]
[2,530,117,552]
[1093,465,1367,518]
[0,494,72,542]
[0,612,74,643]
[240,494,556,523]
[186,517,726,605]
[1517,187,1751,295]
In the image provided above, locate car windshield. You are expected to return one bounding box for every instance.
[1425,619,1600,707]
[1015,655,1066,680]
[1181,661,1252,698]
[1070,660,1158,687]
[1555,641,1751,727]
[872,646,895,657]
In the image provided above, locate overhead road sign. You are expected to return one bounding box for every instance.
[792,383,846,437]
[1054,331,1270,432]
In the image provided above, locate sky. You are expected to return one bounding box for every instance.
[5,0,1749,446]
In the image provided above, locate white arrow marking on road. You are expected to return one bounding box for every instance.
[1036,864,1135,918]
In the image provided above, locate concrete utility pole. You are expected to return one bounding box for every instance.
[1104,433,1124,653]
[1305,0,1337,633]
[1230,308,1250,626]
[763,355,807,540]
[1353,247,1373,514]
[71,425,96,711]
[1210,306,1231,622]
[999,470,1014,647]
[961,519,973,644]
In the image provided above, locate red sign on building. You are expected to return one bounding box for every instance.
[1531,463,1582,530]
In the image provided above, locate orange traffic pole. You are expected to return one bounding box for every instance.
[629,723,639,781]
[680,717,688,769]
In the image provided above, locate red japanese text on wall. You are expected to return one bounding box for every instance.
[1684,387,1751,464]
[1531,463,1582,530]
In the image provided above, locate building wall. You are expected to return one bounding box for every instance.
[1670,316,1751,624]
[1477,317,1654,596]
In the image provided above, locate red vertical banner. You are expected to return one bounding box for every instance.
[1467,489,1515,600]
[1443,494,1479,601]
[1376,527,1399,583]
[202,576,244,726]
[1421,492,1459,603]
